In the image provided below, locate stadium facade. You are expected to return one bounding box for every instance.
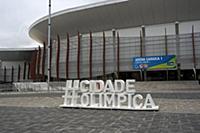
[29,0,200,81]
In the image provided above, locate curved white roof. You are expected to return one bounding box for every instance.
[29,0,200,43]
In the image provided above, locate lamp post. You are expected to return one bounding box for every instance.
[47,0,51,91]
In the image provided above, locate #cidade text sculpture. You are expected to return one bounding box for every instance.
[60,80,159,110]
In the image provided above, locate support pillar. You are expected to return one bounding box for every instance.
[165,28,169,81]
[56,35,60,80]
[117,32,120,79]
[23,62,26,80]
[89,32,93,80]
[103,32,106,80]
[139,31,143,81]
[4,67,6,82]
[18,65,21,82]
[175,21,181,80]
[165,28,168,55]
[42,42,46,81]
[66,33,70,79]
[112,29,118,79]
[192,25,197,80]
[140,31,143,57]
[77,32,81,79]
[27,62,30,80]
[142,26,147,81]
[11,66,14,82]
[37,46,41,77]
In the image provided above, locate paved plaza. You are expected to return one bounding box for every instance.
[0,106,200,133]
[0,84,200,133]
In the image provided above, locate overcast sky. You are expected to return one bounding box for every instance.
[0,0,107,48]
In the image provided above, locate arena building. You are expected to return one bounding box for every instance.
[29,0,200,81]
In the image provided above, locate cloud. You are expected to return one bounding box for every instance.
[0,0,107,48]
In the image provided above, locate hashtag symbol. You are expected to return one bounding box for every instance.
[63,87,79,106]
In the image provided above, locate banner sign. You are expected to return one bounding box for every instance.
[133,55,176,70]
[60,80,159,111]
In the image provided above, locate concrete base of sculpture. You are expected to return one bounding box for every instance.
[60,105,159,111]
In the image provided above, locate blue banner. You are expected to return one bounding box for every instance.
[133,55,176,70]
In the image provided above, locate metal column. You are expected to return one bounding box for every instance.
[11,66,14,82]
[42,42,46,81]
[77,32,81,79]
[27,63,30,80]
[56,35,60,80]
[141,26,147,81]
[23,62,26,80]
[103,32,106,80]
[175,22,181,80]
[139,31,143,81]
[165,28,169,80]
[4,67,6,82]
[117,32,120,79]
[66,33,70,79]
[37,46,41,77]
[89,32,93,80]
[112,29,117,79]
[192,25,197,80]
[18,65,21,82]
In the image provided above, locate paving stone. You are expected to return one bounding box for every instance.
[0,107,199,133]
